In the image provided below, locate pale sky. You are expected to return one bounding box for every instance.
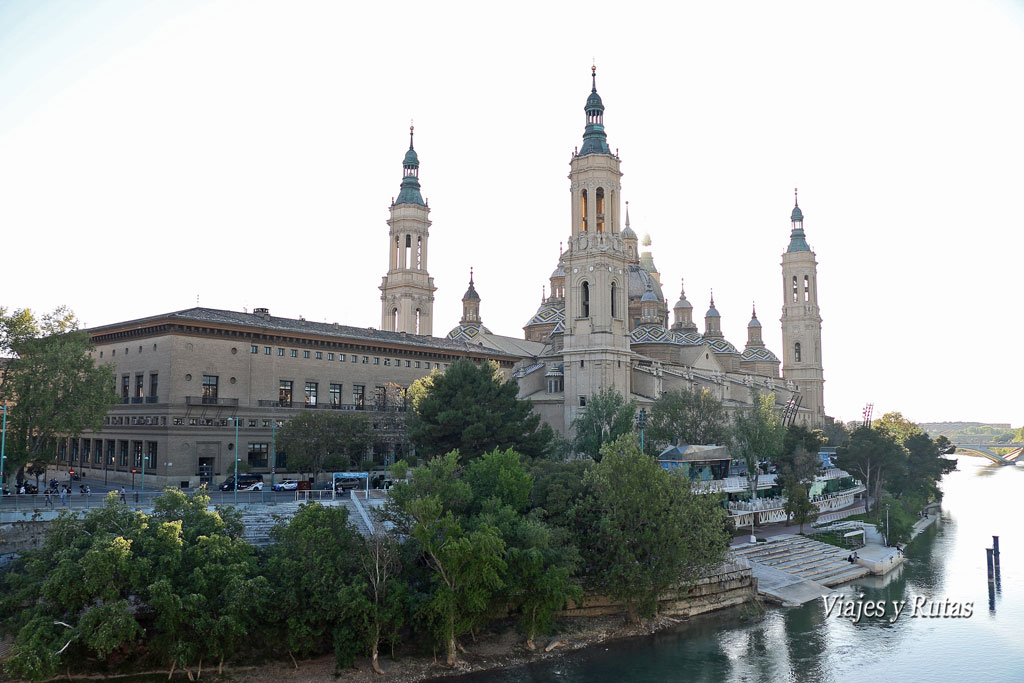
[1,1,1022,426]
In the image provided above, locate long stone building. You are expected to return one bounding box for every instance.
[65,68,827,489]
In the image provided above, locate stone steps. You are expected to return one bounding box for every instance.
[735,535,870,588]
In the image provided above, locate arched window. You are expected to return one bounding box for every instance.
[580,190,588,232]
[581,281,590,317]
[596,187,605,233]
[415,309,421,335]
[394,236,400,268]
[610,281,617,318]
[405,235,412,269]
[417,236,423,269]
[792,275,798,303]
[795,342,802,362]
[804,275,810,302]
[391,308,398,331]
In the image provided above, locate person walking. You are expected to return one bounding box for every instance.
[45,490,53,507]
[59,487,67,506]
[119,487,126,503]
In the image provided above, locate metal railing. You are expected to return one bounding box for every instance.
[185,396,240,407]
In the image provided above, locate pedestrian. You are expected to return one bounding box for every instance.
[59,487,67,506]
[45,490,53,507]
[119,487,126,503]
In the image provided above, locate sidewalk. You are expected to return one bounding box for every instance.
[731,497,871,547]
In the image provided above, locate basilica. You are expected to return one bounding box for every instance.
[72,68,825,489]
[386,67,826,432]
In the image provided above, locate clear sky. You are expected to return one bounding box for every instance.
[1,0,1021,426]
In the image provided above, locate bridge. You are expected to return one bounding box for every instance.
[953,443,1024,465]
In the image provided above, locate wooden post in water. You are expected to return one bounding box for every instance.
[992,536,1000,570]
[986,548,995,583]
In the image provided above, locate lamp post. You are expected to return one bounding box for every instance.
[886,503,890,547]
[270,419,276,493]
[1,403,7,501]
[141,444,147,496]
[636,408,647,453]
[229,417,239,503]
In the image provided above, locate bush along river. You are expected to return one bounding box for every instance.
[437,456,1024,683]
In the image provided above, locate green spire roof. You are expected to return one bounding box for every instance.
[395,126,425,206]
[579,66,610,156]
[786,189,810,252]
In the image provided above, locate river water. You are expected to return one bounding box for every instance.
[444,456,1024,683]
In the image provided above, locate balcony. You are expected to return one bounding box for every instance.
[254,401,407,413]
[185,396,239,407]
[259,400,294,408]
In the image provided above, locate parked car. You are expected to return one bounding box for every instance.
[321,477,361,491]
[219,473,265,491]
[271,479,299,491]
[240,480,264,491]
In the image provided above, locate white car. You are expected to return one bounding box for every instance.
[272,479,298,491]
[241,481,264,491]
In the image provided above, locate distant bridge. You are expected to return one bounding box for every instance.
[953,443,1024,466]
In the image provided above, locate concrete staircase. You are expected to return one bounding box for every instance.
[732,535,870,588]
[239,498,380,546]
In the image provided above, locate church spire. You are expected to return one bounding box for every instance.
[579,65,610,156]
[460,268,481,325]
[395,125,425,206]
[787,187,810,252]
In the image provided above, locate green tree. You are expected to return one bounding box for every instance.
[647,387,729,451]
[776,424,824,495]
[571,434,730,622]
[730,392,785,533]
[834,426,906,514]
[571,387,637,460]
[873,411,923,445]
[822,419,851,447]
[264,502,365,663]
[0,307,117,479]
[356,529,408,674]
[783,482,818,533]
[274,411,371,482]
[407,358,553,462]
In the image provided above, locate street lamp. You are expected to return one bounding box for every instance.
[886,503,890,547]
[270,419,276,492]
[1,403,7,501]
[636,408,647,453]
[141,443,146,496]
[229,417,239,503]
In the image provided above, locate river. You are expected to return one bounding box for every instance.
[441,456,1024,683]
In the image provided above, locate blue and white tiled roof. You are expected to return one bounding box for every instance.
[741,347,780,362]
[446,323,492,341]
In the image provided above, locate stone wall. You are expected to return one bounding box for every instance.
[559,560,756,618]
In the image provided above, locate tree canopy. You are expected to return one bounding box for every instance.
[647,387,729,451]
[570,387,636,460]
[407,358,553,462]
[570,434,730,621]
[0,307,117,477]
[730,391,785,505]
[274,410,371,481]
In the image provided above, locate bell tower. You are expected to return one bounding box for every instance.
[780,189,825,426]
[380,126,436,335]
[562,66,633,430]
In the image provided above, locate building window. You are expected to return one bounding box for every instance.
[202,375,219,402]
[375,385,387,409]
[579,396,587,408]
[146,441,157,468]
[362,356,369,364]
[278,347,285,356]
[353,384,365,408]
[305,382,318,407]
[581,281,590,317]
[149,373,158,399]
[279,380,293,406]
[792,275,799,303]
[405,360,411,367]
[339,354,346,362]
[611,282,617,318]
[248,443,269,468]
[81,439,90,464]
[135,374,144,398]
[119,441,129,467]
[547,377,563,393]
[94,439,102,464]
[373,357,380,365]
[248,419,257,428]
[173,417,184,425]
[315,351,322,360]
[804,275,810,302]
[264,346,271,355]
[303,350,310,359]
[327,353,334,361]
[415,308,421,334]
[330,383,341,407]
[121,375,130,400]
[133,441,143,468]
[415,361,421,368]
[290,349,298,357]
[794,342,802,362]
[107,440,115,465]
[250,344,259,354]
[352,355,358,363]
[384,358,391,366]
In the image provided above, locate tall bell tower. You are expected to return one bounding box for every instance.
[380,127,436,335]
[780,190,825,427]
[562,67,633,429]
